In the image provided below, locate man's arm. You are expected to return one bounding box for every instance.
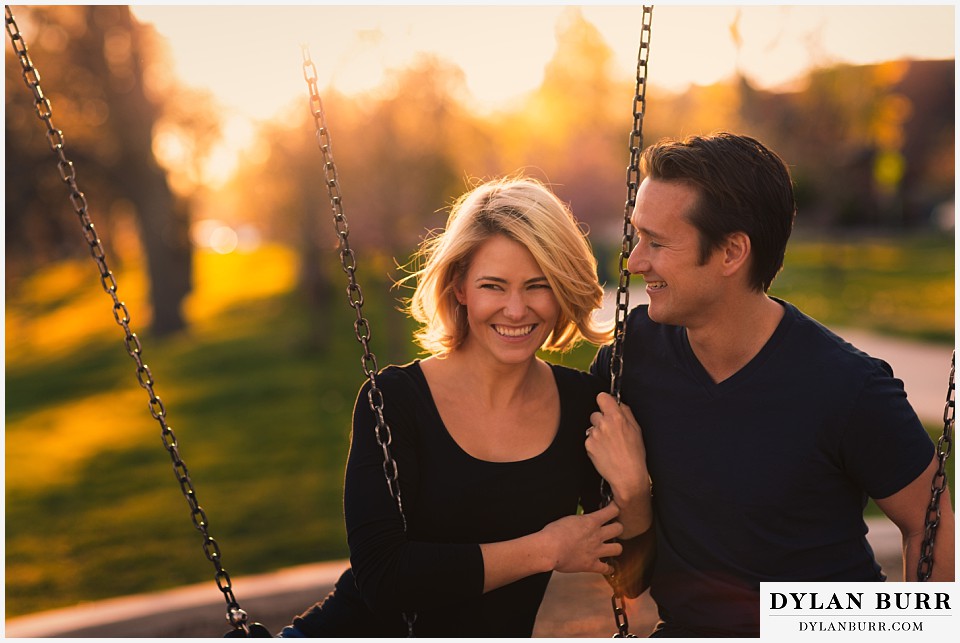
[874,454,955,581]
[586,393,652,539]
[615,528,656,598]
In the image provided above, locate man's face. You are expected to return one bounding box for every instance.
[627,178,726,329]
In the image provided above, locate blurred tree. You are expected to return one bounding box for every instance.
[152,8,953,332]
[769,60,954,228]
[501,8,631,247]
[642,58,953,231]
[6,7,113,276]
[220,106,340,349]
[891,60,954,227]
[221,58,473,358]
[340,55,469,254]
[319,57,470,360]
[224,53,506,360]
[5,5,217,335]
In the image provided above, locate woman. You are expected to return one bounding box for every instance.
[282,176,651,637]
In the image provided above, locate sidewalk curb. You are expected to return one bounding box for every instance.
[4,519,904,638]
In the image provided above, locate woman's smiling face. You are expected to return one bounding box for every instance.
[455,234,560,365]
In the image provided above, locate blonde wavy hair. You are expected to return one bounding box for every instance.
[403,176,613,354]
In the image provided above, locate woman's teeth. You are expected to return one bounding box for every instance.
[494,324,535,337]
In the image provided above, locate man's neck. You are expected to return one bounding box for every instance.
[686,294,785,384]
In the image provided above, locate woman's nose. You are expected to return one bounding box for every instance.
[503,291,527,318]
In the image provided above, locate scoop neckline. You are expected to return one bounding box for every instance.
[408,360,564,465]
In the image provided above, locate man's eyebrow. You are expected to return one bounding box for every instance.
[635,225,665,239]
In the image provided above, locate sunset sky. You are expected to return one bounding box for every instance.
[128,3,955,182]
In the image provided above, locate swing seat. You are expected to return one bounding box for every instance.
[224,622,272,637]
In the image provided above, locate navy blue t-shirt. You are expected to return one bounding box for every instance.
[591,299,933,636]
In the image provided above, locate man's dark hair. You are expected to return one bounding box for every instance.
[639,132,797,292]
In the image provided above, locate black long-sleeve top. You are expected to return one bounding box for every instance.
[294,360,606,637]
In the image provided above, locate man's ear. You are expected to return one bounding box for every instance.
[720,232,751,277]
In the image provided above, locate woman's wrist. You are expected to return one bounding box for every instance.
[533,524,562,572]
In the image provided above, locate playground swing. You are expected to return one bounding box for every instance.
[297,6,651,634]
[6,3,653,636]
[7,2,954,638]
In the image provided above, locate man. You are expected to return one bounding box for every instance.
[587,132,955,638]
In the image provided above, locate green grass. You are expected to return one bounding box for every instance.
[770,232,954,344]
[5,245,421,617]
[5,232,955,617]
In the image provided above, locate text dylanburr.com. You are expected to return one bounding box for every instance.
[761,583,954,639]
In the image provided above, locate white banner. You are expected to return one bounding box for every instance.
[761,582,955,640]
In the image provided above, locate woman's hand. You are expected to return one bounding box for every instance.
[540,502,623,575]
[479,501,622,591]
[585,393,652,538]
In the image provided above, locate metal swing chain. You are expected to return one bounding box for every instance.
[917,350,954,582]
[608,4,653,408]
[4,6,254,635]
[602,6,653,638]
[301,45,416,637]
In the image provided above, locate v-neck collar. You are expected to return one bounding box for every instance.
[678,298,794,395]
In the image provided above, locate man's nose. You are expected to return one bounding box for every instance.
[626,243,648,275]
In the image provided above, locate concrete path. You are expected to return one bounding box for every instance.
[4,519,903,638]
[5,290,951,638]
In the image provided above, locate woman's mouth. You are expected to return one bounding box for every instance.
[493,324,536,337]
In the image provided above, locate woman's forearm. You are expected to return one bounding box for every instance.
[479,532,555,592]
[479,503,624,592]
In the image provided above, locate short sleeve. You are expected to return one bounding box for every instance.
[838,363,934,500]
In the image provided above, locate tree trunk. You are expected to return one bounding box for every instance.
[94,5,192,336]
[297,188,334,352]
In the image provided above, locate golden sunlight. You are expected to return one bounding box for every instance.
[130,4,954,189]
